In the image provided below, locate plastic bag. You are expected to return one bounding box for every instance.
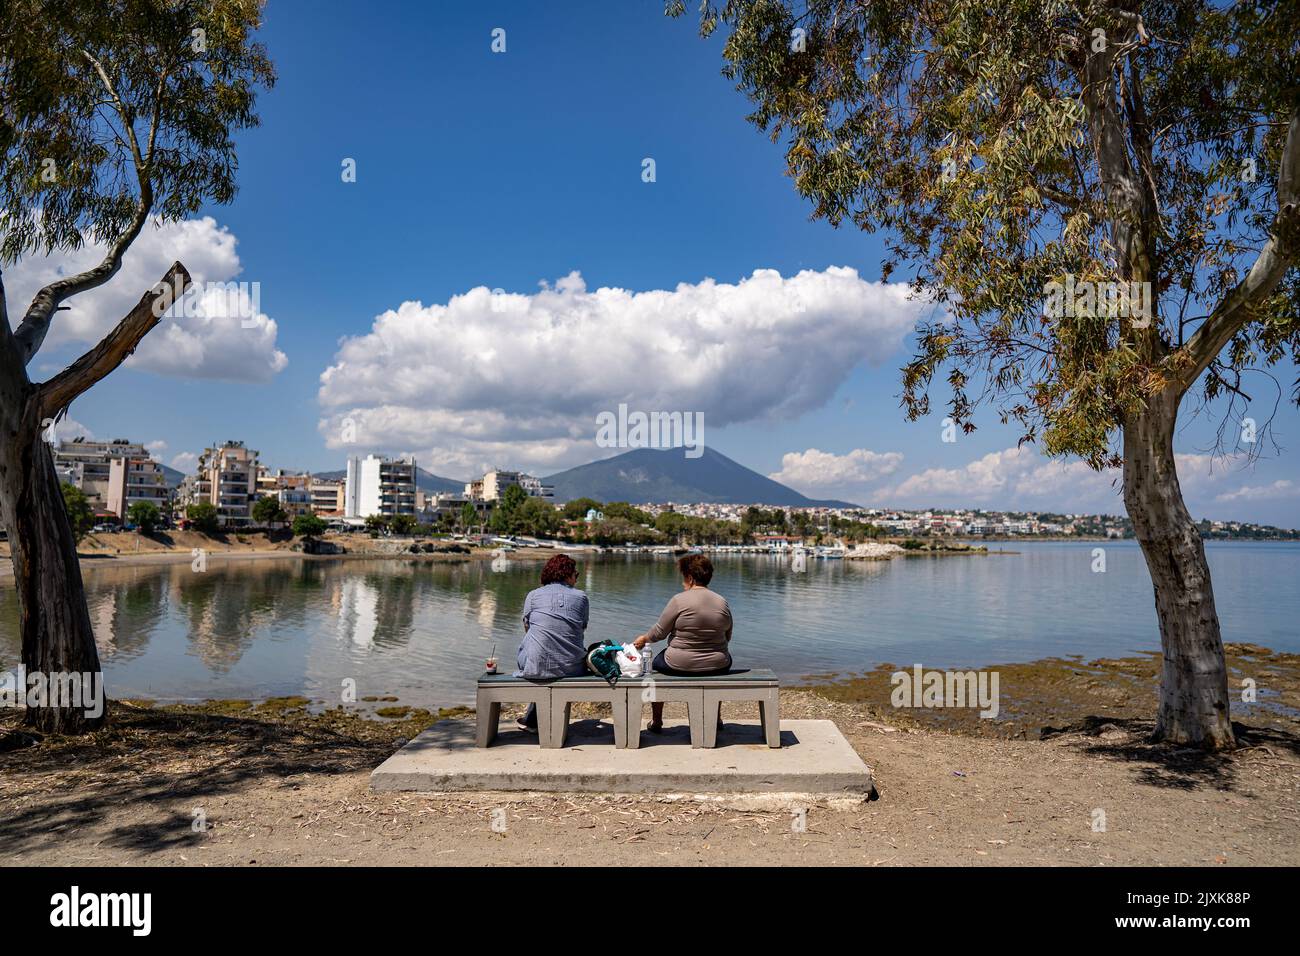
[615,642,645,678]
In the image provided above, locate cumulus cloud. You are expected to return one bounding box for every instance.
[4,217,287,382]
[318,268,923,473]
[1215,479,1299,503]
[769,447,904,491]
[170,452,198,472]
[870,445,1290,518]
[877,446,1124,510]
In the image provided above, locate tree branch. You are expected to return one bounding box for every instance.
[11,47,158,366]
[1178,108,1300,394]
[37,262,189,422]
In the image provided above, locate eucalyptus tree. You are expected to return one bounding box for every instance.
[0,0,273,732]
[673,0,1299,747]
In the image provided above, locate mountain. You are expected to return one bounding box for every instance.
[543,447,859,508]
[160,464,186,489]
[312,467,464,494]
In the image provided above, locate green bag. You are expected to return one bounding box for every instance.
[585,640,623,685]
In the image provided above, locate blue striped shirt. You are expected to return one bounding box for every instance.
[515,583,590,679]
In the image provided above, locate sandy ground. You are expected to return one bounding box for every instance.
[2,689,1297,866]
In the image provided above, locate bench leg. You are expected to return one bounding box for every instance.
[625,694,641,749]
[535,695,555,748]
[546,700,571,749]
[701,693,721,748]
[687,690,705,748]
[476,698,501,748]
[759,689,780,748]
[613,688,628,748]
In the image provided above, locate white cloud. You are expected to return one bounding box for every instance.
[45,416,95,443]
[878,446,1124,510]
[170,452,198,472]
[146,439,167,453]
[317,267,922,474]
[4,217,287,382]
[870,445,1294,519]
[1215,479,1300,503]
[769,447,904,490]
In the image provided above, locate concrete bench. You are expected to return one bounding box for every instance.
[476,668,779,750]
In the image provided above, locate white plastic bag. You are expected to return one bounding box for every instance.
[615,642,644,678]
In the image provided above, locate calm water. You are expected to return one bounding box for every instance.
[1,541,1296,709]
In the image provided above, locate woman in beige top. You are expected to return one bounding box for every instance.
[633,553,733,733]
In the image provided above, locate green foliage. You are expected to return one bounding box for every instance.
[291,513,327,537]
[459,501,478,530]
[561,497,603,520]
[185,502,219,534]
[61,482,94,541]
[0,0,275,261]
[126,500,161,534]
[578,517,662,547]
[675,1,1300,465]
[390,514,417,536]
[364,514,389,534]
[251,495,286,525]
[601,501,654,525]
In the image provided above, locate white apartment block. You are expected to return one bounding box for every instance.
[344,455,417,518]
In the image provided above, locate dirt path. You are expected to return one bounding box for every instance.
[2,691,1297,866]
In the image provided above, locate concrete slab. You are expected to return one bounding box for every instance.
[370,718,873,795]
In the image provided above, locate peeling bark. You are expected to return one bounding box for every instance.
[1123,392,1235,749]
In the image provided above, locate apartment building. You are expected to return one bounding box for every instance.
[310,478,344,516]
[105,457,169,520]
[191,441,259,527]
[464,469,554,502]
[256,467,314,518]
[53,438,148,511]
[344,455,417,518]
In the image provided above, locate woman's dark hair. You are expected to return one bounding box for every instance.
[678,553,713,586]
[540,554,578,586]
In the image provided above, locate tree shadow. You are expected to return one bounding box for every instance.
[0,705,399,857]
[1040,715,1300,792]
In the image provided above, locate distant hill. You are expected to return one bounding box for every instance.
[543,447,859,508]
[313,467,464,494]
[160,464,186,489]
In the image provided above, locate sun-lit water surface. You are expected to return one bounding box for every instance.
[0,540,1295,710]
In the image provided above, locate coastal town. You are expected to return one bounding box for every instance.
[44,435,1300,544]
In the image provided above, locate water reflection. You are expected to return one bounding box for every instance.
[0,542,1296,709]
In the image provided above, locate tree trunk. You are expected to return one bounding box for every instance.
[1122,391,1234,749]
[0,343,105,734]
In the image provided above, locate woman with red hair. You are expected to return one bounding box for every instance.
[514,554,588,732]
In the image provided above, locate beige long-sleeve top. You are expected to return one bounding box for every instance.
[643,586,733,672]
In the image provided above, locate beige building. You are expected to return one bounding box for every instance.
[105,457,169,520]
[256,467,314,518]
[53,438,148,512]
[465,469,553,502]
[191,441,259,527]
[310,477,345,516]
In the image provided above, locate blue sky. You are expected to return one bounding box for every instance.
[18,0,1300,526]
